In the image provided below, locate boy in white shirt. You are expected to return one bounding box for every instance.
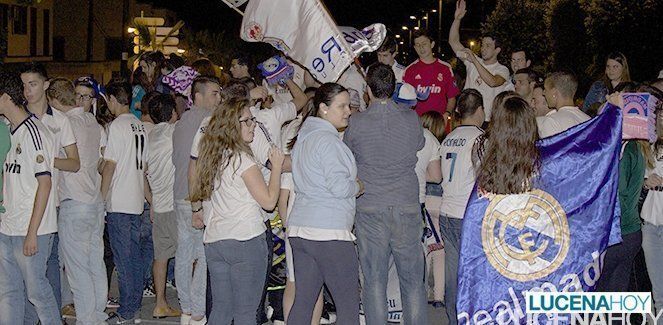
[21,62,80,318]
[0,70,60,324]
[144,94,181,318]
[100,81,148,324]
[46,78,109,324]
[449,0,513,122]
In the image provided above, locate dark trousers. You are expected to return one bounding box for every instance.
[596,230,643,292]
[287,238,359,325]
[257,222,274,323]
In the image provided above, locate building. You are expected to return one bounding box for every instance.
[1,0,178,84]
[0,0,54,63]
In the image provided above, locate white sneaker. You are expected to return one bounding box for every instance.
[189,316,207,325]
[320,311,337,324]
[180,314,191,325]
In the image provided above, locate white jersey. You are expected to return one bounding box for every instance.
[280,116,303,218]
[40,106,76,205]
[103,113,148,215]
[459,55,512,121]
[392,61,406,83]
[250,101,296,167]
[642,154,663,226]
[415,129,441,203]
[337,65,368,111]
[537,106,590,138]
[440,125,483,219]
[1,116,57,236]
[58,107,102,203]
[190,116,210,160]
[146,123,176,213]
[263,64,307,105]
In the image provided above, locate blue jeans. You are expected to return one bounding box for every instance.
[439,214,463,325]
[0,233,61,325]
[140,203,154,288]
[355,204,428,325]
[643,222,663,324]
[174,200,207,317]
[106,212,143,319]
[205,233,268,325]
[59,200,108,324]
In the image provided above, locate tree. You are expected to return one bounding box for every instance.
[581,0,663,82]
[545,0,592,92]
[481,0,548,66]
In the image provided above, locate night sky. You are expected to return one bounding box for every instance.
[146,0,491,38]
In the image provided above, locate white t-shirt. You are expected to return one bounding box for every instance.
[415,129,441,203]
[280,116,303,218]
[250,101,297,168]
[40,106,76,205]
[190,116,210,160]
[263,64,307,105]
[103,113,148,215]
[459,56,512,121]
[642,155,663,226]
[204,151,266,243]
[440,125,483,218]
[337,65,368,111]
[58,107,102,203]
[146,122,176,213]
[1,116,57,236]
[537,106,591,138]
[392,61,406,83]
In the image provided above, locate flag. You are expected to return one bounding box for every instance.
[241,0,354,83]
[456,104,623,324]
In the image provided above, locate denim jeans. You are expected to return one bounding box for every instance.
[106,212,143,319]
[174,200,207,317]
[59,200,108,325]
[439,214,463,325]
[0,233,61,325]
[205,233,268,325]
[355,204,428,325]
[140,203,154,288]
[643,222,663,324]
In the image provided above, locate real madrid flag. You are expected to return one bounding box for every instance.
[456,104,623,324]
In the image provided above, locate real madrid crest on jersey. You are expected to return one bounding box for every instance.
[481,189,569,282]
[16,143,21,155]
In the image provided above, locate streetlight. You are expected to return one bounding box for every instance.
[402,26,412,49]
[127,27,136,34]
[395,34,401,39]
[414,26,420,31]
[409,15,417,20]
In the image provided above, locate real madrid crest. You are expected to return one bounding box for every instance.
[36,154,44,164]
[481,189,569,282]
[16,143,21,155]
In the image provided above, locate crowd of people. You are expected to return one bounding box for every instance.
[1,1,663,324]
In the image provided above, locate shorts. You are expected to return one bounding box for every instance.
[152,210,178,260]
[285,236,295,282]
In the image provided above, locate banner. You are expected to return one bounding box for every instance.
[241,0,355,83]
[456,104,623,324]
[338,24,387,57]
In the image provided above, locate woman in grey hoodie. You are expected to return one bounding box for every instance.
[287,83,363,325]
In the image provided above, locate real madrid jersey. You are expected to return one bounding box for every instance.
[40,106,76,205]
[1,116,57,236]
[103,113,148,215]
[440,125,483,219]
[403,59,460,116]
[146,122,176,214]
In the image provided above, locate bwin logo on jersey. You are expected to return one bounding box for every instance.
[5,160,21,174]
[416,84,442,95]
[481,189,569,282]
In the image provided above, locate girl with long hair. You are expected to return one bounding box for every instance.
[286,83,363,324]
[189,98,284,324]
[583,52,631,114]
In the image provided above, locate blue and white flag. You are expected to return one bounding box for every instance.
[456,104,623,324]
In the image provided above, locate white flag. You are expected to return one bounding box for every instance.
[240,0,354,83]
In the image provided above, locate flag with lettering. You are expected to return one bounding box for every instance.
[240,0,353,83]
[456,104,623,324]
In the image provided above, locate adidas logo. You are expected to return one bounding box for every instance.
[415,74,422,80]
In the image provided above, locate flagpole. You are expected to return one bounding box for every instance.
[221,0,245,16]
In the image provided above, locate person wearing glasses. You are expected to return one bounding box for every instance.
[189,97,284,324]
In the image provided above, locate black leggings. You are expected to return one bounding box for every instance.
[595,230,643,292]
[287,238,359,325]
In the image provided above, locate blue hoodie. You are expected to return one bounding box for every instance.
[288,117,359,231]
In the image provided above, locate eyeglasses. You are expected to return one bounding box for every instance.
[239,116,256,126]
[76,94,93,101]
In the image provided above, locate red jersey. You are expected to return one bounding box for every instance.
[403,59,460,116]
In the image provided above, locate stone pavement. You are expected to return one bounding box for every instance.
[62,271,449,324]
